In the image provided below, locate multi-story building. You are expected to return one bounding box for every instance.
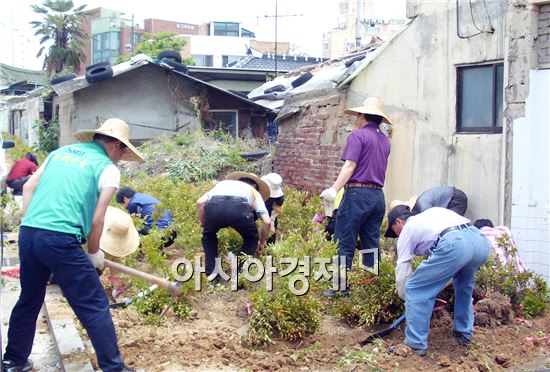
[78,8,146,74]
[322,0,407,58]
[77,9,291,72]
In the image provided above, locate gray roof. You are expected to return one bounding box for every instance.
[229,55,328,72]
[0,63,46,86]
[50,56,274,114]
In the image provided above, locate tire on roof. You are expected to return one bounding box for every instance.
[290,72,313,88]
[51,74,77,85]
[157,50,182,64]
[250,93,279,101]
[85,65,113,84]
[85,61,111,72]
[344,55,366,68]
[161,58,188,74]
[264,84,286,94]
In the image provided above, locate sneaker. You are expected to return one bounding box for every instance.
[451,330,471,346]
[410,347,428,356]
[120,367,136,372]
[322,288,350,299]
[2,360,33,372]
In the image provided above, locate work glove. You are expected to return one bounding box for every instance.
[320,187,337,202]
[87,250,105,271]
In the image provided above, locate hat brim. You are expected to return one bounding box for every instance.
[384,223,398,238]
[269,186,284,198]
[73,130,145,163]
[344,107,393,125]
[226,172,270,201]
[100,207,140,257]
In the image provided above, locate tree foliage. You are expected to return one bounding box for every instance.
[115,32,194,65]
[30,0,88,74]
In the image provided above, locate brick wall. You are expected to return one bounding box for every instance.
[143,19,199,35]
[538,4,550,69]
[274,89,353,193]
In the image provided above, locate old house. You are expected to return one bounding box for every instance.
[51,56,275,146]
[269,0,550,282]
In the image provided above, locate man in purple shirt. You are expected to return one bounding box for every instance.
[321,97,391,298]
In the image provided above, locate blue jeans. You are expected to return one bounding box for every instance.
[333,187,385,270]
[404,226,490,350]
[4,227,125,372]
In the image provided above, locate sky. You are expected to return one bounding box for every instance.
[0,0,406,71]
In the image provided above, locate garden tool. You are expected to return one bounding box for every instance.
[109,284,159,309]
[360,314,406,345]
[104,259,181,296]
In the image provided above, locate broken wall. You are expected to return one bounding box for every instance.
[274,88,353,192]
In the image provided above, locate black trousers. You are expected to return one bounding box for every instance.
[7,176,30,196]
[202,196,259,276]
[448,188,468,216]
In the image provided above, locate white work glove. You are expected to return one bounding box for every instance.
[320,187,337,202]
[87,250,105,271]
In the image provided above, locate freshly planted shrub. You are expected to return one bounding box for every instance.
[245,277,322,345]
[332,258,404,326]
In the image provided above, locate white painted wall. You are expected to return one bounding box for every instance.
[511,69,550,282]
[189,35,250,67]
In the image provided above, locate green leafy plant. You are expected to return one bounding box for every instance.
[244,277,322,345]
[331,258,404,326]
[34,119,59,153]
[475,235,550,317]
[336,350,378,368]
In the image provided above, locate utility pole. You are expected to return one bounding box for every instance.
[257,1,302,76]
[355,0,361,48]
[130,13,135,55]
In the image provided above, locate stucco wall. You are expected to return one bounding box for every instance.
[57,65,198,146]
[348,0,506,222]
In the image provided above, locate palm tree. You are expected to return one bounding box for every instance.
[30,0,88,74]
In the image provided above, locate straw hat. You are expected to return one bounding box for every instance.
[73,118,144,163]
[389,195,418,210]
[226,171,270,201]
[261,173,284,198]
[344,97,393,125]
[100,206,140,258]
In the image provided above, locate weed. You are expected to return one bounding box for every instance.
[289,341,321,363]
[336,349,378,368]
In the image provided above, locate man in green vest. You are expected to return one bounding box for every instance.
[3,118,144,372]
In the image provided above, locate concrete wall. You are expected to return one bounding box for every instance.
[347,0,506,223]
[57,65,198,146]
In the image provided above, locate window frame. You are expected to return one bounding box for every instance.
[456,61,504,134]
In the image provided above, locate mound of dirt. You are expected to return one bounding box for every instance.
[475,292,514,327]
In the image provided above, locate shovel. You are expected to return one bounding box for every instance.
[360,314,406,345]
[104,259,181,296]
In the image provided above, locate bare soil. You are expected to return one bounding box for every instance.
[110,286,550,371]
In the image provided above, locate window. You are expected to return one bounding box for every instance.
[213,22,239,37]
[222,55,240,66]
[241,28,255,38]
[457,62,503,133]
[92,31,120,64]
[204,111,238,137]
[192,55,213,67]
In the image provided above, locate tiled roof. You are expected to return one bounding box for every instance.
[229,55,328,72]
[0,63,46,86]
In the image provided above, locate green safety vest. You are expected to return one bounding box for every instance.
[22,141,113,239]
